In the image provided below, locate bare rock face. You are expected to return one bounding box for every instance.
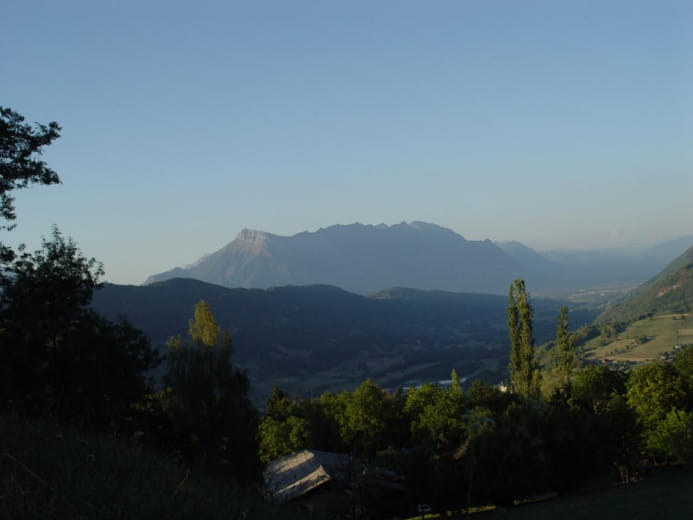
[234,229,272,255]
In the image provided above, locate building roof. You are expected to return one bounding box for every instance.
[263,450,352,504]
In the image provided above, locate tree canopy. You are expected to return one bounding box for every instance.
[156,300,260,481]
[0,107,158,430]
[188,299,220,348]
[0,227,157,425]
[0,106,61,250]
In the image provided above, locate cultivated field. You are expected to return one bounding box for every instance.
[583,313,692,363]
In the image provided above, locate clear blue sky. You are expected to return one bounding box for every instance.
[3,0,692,284]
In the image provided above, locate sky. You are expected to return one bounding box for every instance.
[2,0,692,284]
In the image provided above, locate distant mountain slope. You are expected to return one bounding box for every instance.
[541,235,693,289]
[144,222,523,295]
[495,241,570,291]
[596,244,693,324]
[640,235,693,268]
[496,241,556,270]
[93,279,596,398]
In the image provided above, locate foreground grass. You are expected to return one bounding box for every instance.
[403,470,693,520]
[487,469,693,520]
[0,414,288,520]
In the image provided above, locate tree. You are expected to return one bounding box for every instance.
[568,367,641,476]
[648,408,693,464]
[158,301,260,482]
[450,368,463,394]
[0,107,61,262]
[672,347,693,403]
[507,279,541,399]
[188,300,220,348]
[0,108,158,429]
[333,379,410,457]
[258,415,310,463]
[626,362,687,431]
[341,379,391,456]
[0,227,101,411]
[0,227,105,411]
[551,306,576,391]
[0,226,103,317]
[626,362,688,458]
[0,227,157,424]
[258,388,312,462]
[571,365,626,415]
[405,378,467,453]
[460,407,495,512]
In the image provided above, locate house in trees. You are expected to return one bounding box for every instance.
[264,450,352,505]
[263,449,405,515]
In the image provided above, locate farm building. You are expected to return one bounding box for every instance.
[264,449,353,504]
[263,449,405,515]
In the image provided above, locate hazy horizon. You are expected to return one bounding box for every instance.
[4,1,691,284]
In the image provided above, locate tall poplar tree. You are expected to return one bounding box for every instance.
[551,306,576,389]
[507,279,541,399]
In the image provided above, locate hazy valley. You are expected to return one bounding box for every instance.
[93,279,598,400]
[88,222,693,402]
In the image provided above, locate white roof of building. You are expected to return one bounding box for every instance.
[263,450,352,504]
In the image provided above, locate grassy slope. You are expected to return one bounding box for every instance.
[583,313,693,363]
[486,469,693,520]
[596,246,693,325]
[0,415,290,520]
[407,470,693,520]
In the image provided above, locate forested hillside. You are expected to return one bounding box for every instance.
[92,279,598,398]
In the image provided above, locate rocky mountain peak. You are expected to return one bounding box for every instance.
[235,228,269,243]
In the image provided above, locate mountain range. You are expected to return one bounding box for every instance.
[145,222,521,294]
[144,222,693,296]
